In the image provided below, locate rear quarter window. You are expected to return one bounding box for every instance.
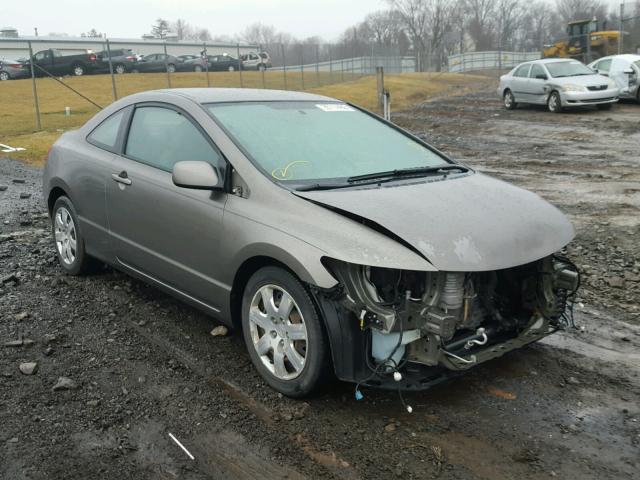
[87,109,126,151]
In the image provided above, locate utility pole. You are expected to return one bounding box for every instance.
[618,3,624,54]
[34,27,38,37]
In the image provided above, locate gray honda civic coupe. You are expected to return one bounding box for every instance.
[43,88,579,397]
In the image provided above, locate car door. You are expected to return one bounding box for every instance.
[525,64,549,104]
[610,57,630,93]
[106,103,229,312]
[593,58,612,77]
[510,64,531,102]
[138,54,156,72]
[33,50,53,76]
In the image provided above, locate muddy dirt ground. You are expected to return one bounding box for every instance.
[1,87,639,480]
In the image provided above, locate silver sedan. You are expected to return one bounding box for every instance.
[498,58,619,112]
[43,88,579,397]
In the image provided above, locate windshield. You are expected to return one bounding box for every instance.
[545,61,594,77]
[207,101,447,183]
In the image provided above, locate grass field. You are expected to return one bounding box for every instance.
[0,70,490,165]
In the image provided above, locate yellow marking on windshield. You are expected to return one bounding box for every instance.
[271,160,310,180]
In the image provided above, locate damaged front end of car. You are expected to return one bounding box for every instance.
[314,255,579,390]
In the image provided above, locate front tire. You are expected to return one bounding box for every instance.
[114,63,126,74]
[503,89,517,110]
[167,63,176,73]
[51,196,94,275]
[0,71,9,81]
[547,91,562,113]
[194,65,203,73]
[228,65,235,72]
[241,267,330,397]
[258,64,267,72]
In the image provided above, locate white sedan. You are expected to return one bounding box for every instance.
[588,54,640,102]
[498,58,619,113]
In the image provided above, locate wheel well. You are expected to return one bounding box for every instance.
[230,256,295,329]
[503,88,511,96]
[47,187,67,214]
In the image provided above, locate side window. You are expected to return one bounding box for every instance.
[513,64,530,78]
[529,64,546,79]
[597,59,611,72]
[87,109,126,150]
[125,106,223,172]
[34,51,47,61]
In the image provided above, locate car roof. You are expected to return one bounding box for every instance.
[593,54,640,62]
[153,88,338,104]
[529,58,581,65]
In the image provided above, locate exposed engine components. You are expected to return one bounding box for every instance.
[323,254,580,373]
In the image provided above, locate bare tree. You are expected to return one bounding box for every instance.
[80,28,102,38]
[465,0,495,50]
[555,0,608,23]
[496,0,527,50]
[240,23,280,46]
[151,18,170,39]
[387,0,429,70]
[172,19,192,41]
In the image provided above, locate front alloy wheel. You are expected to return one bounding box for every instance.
[242,267,330,397]
[503,90,517,110]
[51,196,95,275]
[115,64,126,74]
[548,91,562,113]
[0,71,9,81]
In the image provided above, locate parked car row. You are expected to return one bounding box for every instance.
[0,49,272,80]
[498,55,640,112]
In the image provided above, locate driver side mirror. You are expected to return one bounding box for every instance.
[535,74,548,80]
[623,68,634,74]
[172,161,223,190]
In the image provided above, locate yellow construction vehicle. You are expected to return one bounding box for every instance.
[543,19,621,60]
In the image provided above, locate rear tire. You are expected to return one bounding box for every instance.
[547,91,562,113]
[241,266,330,397]
[167,63,176,73]
[114,63,126,74]
[194,65,203,73]
[228,65,235,72]
[71,64,85,76]
[503,89,517,110]
[51,196,96,275]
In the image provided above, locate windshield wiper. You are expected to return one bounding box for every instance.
[294,182,350,192]
[346,164,469,183]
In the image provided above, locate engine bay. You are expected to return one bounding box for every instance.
[325,255,580,374]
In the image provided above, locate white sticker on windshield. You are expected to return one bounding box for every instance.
[316,104,355,112]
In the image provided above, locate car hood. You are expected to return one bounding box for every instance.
[553,74,610,86]
[294,173,575,272]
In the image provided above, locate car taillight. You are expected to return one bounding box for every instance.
[126,56,135,61]
[89,54,97,61]
[9,64,21,68]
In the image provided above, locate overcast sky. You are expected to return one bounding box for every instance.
[6,0,388,40]
[5,0,627,41]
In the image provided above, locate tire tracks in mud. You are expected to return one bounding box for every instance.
[126,320,361,480]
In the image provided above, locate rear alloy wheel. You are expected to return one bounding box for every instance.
[242,267,330,397]
[72,64,85,76]
[228,65,235,72]
[51,196,95,275]
[114,63,126,74]
[167,63,176,73]
[0,71,9,81]
[503,89,517,110]
[194,65,203,73]
[547,91,562,113]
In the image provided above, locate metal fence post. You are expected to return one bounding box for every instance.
[236,43,243,88]
[163,43,171,88]
[315,44,320,86]
[260,43,266,88]
[376,67,385,115]
[27,41,41,131]
[328,46,333,83]
[280,43,288,90]
[203,43,211,88]
[300,46,305,90]
[106,39,118,101]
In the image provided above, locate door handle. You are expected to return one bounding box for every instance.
[111,171,132,186]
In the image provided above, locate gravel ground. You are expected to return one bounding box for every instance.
[1,87,639,479]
